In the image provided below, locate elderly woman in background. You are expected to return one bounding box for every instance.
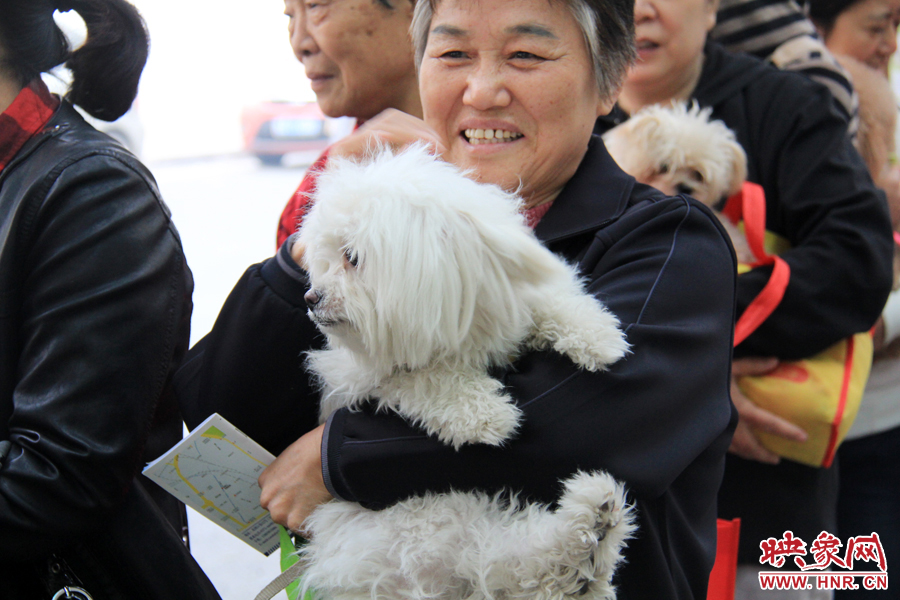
[178,0,737,597]
[809,0,900,76]
[275,0,421,247]
[592,0,894,597]
[808,1,900,595]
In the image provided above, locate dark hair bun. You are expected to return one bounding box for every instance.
[66,0,149,121]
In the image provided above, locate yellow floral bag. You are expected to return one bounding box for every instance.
[725,183,873,468]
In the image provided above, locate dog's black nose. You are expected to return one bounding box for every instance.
[304,289,322,308]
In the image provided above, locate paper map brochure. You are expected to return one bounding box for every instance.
[143,413,280,556]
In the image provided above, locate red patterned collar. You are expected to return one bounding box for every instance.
[0,79,60,174]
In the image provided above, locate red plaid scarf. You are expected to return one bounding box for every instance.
[0,79,60,174]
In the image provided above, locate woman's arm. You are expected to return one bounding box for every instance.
[175,240,325,455]
[732,79,894,359]
[0,154,191,559]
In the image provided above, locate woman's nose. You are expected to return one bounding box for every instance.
[883,28,898,58]
[289,12,318,59]
[462,64,512,110]
[634,0,657,23]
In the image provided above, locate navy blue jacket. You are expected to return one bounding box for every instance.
[178,137,737,600]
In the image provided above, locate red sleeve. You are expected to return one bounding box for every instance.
[276,150,330,248]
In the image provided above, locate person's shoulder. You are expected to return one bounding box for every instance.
[14,104,177,230]
[44,104,151,174]
[619,183,735,249]
[698,41,830,108]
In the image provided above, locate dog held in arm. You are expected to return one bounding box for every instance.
[294,144,635,600]
[603,102,753,263]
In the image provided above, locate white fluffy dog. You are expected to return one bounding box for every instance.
[603,102,753,262]
[292,145,635,600]
[299,145,630,449]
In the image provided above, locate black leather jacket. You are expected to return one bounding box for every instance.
[0,103,218,598]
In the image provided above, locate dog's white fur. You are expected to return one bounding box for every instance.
[299,144,630,449]
[300,471,635,600]
[294,145,635,600]
[603,102,754,262]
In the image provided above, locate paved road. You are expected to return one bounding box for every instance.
[150,153,316,599]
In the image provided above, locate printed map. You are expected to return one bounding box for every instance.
[143,413,281,556]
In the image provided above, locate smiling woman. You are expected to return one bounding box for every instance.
[177,0,739,598]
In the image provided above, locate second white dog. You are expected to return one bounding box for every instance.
[603,102,754,262]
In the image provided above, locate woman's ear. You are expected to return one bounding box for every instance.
[705,0,720,32]
[597,88,620,117]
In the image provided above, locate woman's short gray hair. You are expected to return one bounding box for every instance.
[410,0,636,102]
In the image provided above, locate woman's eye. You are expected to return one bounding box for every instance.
[511,51,541,60]
[440,50,467,60]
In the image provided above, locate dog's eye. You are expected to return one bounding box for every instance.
[689,169,704,183]
[659,163,669,174]
[344,248,358,268]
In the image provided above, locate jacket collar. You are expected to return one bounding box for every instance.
[0,79,60,174]
[0,102,75,188]
[534,135,635,244]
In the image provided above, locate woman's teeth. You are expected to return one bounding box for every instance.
[464,129,523,144]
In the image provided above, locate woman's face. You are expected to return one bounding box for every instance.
[284,0,419,119]
[823,0,900,75]
[625,0,717,98]
[418,0,611,207]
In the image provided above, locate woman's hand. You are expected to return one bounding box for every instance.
[728,357,808,464]
[258,424,332,534]
[329,108,447,160]
[290,238,306,267]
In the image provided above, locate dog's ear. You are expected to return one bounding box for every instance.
[723,138,748,197]
[603,114,666,182]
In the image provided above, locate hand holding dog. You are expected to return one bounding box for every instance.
[329,108,447,161]
[259,424,332,534]
[729,357,808,464]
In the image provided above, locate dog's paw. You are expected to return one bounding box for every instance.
[380,370,521,450]
[530,293,630,372]
[554,326,630,372]
[432,392,522,450]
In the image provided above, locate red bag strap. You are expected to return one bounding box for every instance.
[725,183,792,347]
[821,335,856,468]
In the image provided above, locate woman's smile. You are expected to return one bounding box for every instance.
[462,128,525,144]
